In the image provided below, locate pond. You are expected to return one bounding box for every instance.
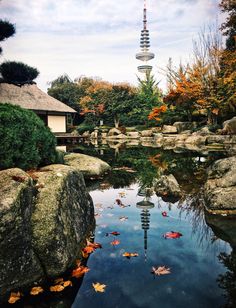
[71,144,236,308]
[3,144,236,308]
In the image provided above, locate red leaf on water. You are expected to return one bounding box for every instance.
[111,240,120,246]
[161,211,168,217]
[163,231,183,239]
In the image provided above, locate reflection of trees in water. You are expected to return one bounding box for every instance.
[218,251,236,308]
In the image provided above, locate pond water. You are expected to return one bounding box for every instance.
[70,144,236,308]
[3,144,236,308]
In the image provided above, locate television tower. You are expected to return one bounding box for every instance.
[136,0,155,73]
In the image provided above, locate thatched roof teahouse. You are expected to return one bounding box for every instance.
[0,83,76,133]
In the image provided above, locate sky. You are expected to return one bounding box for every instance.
[1,0,223,92]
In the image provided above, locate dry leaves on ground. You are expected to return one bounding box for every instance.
[30,286,44,296]
[8,292,22,304]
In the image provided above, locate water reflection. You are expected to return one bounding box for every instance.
[205,214,236,307]
[136,187,154,262]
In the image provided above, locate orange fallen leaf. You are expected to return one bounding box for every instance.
[86,240,102,249]
[30,286,44,296]
[50,284,65,292]
[122,252,139,258]
[83,246,95,254]
[72,266,90,278]
[8,292,21,304]
[111,240,120,246]
[151,266,171,276]
[63,280,73,288]
[92,282,106,293]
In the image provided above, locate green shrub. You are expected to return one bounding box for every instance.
[77,123,95,134]
[0,61,39,84]
[0,104,57,170]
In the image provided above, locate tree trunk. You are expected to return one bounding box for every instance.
[114,115,120,128]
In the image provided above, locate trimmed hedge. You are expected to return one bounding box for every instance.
[0,104,57,170]
[0,61,39,84]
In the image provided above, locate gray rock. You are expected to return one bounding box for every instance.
[108,128,122,136]
[206,135,229,144]
[162,125,177,134]
[64,153,111,178]
[193,126,213,136]
[222,116,236,135]
[32,164,94,277]
[204,156,236,213]
[140,130,153,137]
[0,169,43,298]
[82,131,90,138]
[185,135,207,145]
[154,174,181,203]
[173,122,196,133]
[126,131,140,139]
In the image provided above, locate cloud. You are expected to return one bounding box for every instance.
[0,0,223,91]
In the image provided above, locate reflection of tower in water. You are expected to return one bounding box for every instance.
[136,187,154,261]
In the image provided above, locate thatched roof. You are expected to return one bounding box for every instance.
[0,83,76,113]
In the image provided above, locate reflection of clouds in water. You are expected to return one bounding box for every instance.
[133,225,141,231]
[110,253,117,258]
[166,287,173,294]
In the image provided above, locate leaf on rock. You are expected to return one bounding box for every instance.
[122,252,139,258]
[151,266,171,276]
[72,266,90,278]
[50,284,65,292]
[8,292,21,304]
[30,286,44,296]
[111,240,120,246]
[163,231,183,239]
[86,240,102,249]
[92,282,106,293]
[63,280,73,288]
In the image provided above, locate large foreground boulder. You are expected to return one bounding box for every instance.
[33,164,94,276]
[0,165,95,299]
[204,156,236,214]
[64,153,111,178]
[0,169,43,298]
[154,174,181,203]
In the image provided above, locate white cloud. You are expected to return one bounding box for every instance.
[1,0,223,91]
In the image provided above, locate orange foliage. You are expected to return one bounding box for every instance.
[148,105,167,122]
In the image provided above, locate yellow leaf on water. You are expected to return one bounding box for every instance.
[30,286,44,296]
[50,284,65,292]
[8,292,21,304]
[92,282,106,293]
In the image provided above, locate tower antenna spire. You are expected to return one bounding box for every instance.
[135,0,155,74]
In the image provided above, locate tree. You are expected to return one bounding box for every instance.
[0,61,39,84]
[220,0,236,51]
[0,20,15,55]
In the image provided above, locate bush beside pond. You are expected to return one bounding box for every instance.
[0,104,58,170]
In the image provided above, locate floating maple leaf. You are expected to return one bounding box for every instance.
[122,252,139,258]
[72,266,90,278]
[30,286,44,296]
[111,240,120,246]
[92,282,106,293]
[151,266,171,276]
[119,216,128,222]
[118,191,126,198]
[8,292,21,304]
[105,231,120,237]
[163,231,183,239]
[161,211,169,217]
[116,199,123,206]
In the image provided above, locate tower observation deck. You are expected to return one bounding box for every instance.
[136,0,155,74]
